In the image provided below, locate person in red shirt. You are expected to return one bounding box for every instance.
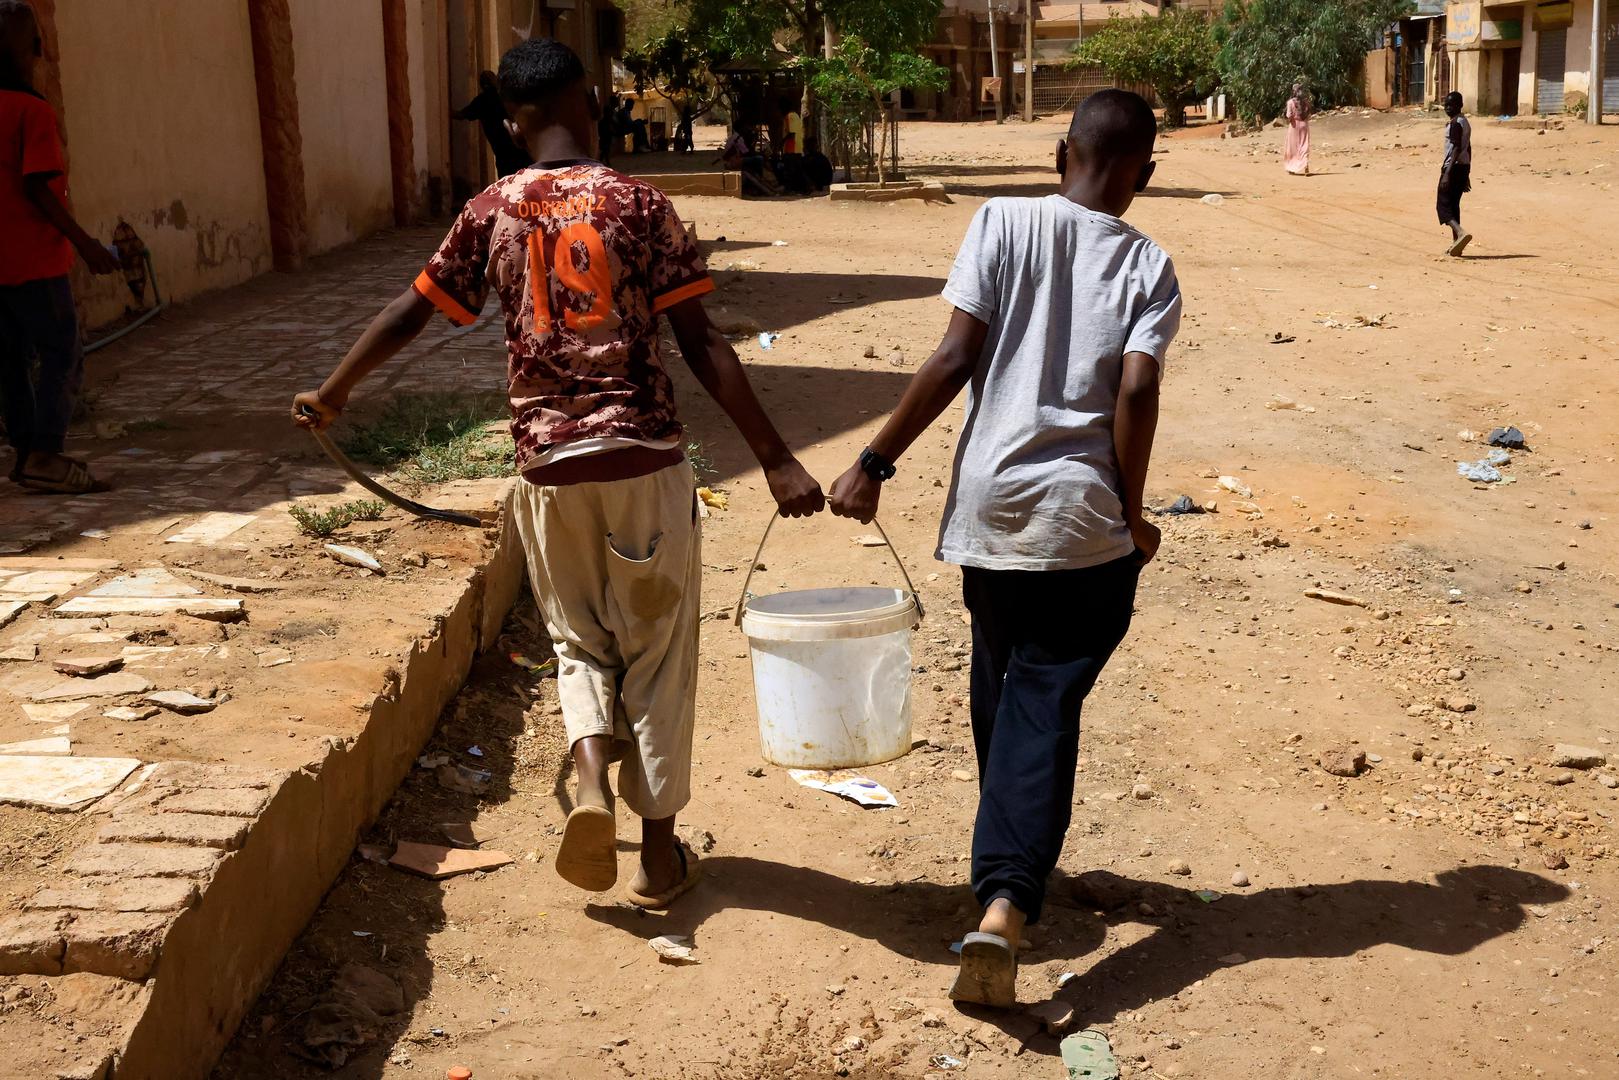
[293,39,823,909]
[0,0,117,493]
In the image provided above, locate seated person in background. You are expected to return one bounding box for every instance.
[717,124,780,197]
[803,136,834,192]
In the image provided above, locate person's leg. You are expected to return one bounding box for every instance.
[0,283,41,476]
[603,461,703,904]
[514,480,628,891]
[971,558,1140,923]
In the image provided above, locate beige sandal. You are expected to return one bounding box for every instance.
[554,805,617,892]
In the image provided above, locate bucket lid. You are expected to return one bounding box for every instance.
[741,587,919,642]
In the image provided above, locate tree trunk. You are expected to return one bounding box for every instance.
[872,92,887,185]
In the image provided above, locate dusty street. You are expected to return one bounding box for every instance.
[149,112,1619,1077]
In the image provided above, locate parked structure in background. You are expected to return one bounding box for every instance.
[1444,0,1613,120]
[31,0,621,329]
[1367,2,1453,109]
[908,1,1165,120]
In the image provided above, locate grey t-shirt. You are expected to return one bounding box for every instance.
[1444,115,1472,168]
[936,195,1182,571]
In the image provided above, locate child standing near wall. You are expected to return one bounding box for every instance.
[0,0,118,494]
[293,38,822,908]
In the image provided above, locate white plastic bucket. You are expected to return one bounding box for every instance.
[735,515,924,769]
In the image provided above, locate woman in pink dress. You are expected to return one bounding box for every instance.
[1284,82,1311,176]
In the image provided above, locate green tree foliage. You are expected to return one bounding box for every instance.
[682,0,943,64]
[1215,0,1415,122]
[1072,9,1220,128]
[808,35,947,184]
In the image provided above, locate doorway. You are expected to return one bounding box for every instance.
[1536,25,1567,114]
[1501,46,1522,116]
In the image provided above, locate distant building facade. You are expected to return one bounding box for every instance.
[1445,0,1615,118]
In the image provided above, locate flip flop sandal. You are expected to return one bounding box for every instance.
[624,841,701,910]
[18,459,102,495]
[554,804,617,892]
[949,932,1018,1008]
[1447,233,1474,257]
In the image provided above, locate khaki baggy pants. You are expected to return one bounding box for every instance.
[513,461,702,820]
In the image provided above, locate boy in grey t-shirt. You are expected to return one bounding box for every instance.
[829,89,1181,1007]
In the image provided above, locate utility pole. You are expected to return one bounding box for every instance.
[988,0,1004,123]
[1023,0,1035,121]
[1592,0,1607,125]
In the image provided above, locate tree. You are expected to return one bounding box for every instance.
[1071,9,1220,129]
[808,36,947,185]
[682,0,943,68]
[623,26,726,150]
[1215,0,1415,123]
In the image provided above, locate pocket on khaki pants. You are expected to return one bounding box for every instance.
[605,530,683,621]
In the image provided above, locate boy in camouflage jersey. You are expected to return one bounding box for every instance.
[294,39,822,908]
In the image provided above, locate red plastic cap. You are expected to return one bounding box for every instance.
[447,1068,473,1080]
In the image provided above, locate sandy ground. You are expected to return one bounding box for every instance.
[213,111,1618,1079]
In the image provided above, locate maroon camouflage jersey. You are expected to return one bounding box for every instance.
[414,162,713,470]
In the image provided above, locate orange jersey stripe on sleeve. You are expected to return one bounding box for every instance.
[650,276,716,314]
[413,270,479,326]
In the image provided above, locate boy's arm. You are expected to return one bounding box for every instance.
[291,288,436,430]
[24,176,117,275]
[663,298,824,518]
[1114,351,1162,564]
[827,308,989,523]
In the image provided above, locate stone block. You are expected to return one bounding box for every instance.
[62,911,171,980]
[96,812,250,850]
[29,878,198,914]
[0,910,69,975]
[64,843,222,879]
[158,787,270,818]
[144,761,280,789]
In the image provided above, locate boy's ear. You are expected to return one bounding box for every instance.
[1135,159,1157,194]
[1055,138,1068,177]
[505,118,530,156]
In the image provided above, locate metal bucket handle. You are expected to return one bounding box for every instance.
[732,511,925,628]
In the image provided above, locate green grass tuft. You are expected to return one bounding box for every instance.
[288,499,388,538]
[340,393,513,485]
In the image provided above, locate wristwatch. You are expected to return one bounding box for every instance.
[859,447,897,483]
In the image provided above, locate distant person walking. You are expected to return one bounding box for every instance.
[1283,81,1311,176]
[1438,90,1472,257]
[454,70,531,178]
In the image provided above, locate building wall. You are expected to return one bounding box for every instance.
[52,1,272,326]
[287,0,395,255]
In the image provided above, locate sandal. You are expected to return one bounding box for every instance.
[554,804,618,892]
[625,841,701,910]
[17,458,103,495]
[949,932,1018,1008]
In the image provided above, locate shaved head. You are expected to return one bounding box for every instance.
[1067,89,1158,165]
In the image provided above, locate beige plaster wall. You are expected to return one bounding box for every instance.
[52,1,271,326]
[288,0,395,254]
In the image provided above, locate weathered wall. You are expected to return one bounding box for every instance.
[52,1,272,326]
[287,0,395,254]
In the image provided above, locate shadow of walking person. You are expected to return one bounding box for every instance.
[587,858,1568,1057]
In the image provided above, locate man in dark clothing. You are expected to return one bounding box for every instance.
[454,70,531,177]
[1438,91,1472,257]
[803,137,834,192]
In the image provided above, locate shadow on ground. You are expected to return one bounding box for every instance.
[587,859,1568,1057]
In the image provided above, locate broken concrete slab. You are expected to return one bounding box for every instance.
[1551,744,1606,770]
[0,910,70,975]
[158,787,269,818]
[0,569,102,595]
[324,544,383,573]
[0,643,39,661]
[28,878,199,914]
[63,911,171,980]
[0,599,25,630]
[97,812,249,850]
[388,841,512,879]
[21,702,92,725]
[103,706,159,722]
[86,568,199,598]
[31,671,153,702]
[54,596,244,621]
[0,756,141,811]
[54,656,125,677]
[142,690,218,715]
[0,557,119,572]
[163,513,256,545]
[173,567,285,593]
[0,736,72,756]
[65,843,223,879]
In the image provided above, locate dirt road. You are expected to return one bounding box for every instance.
[215,112,1619,1078]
